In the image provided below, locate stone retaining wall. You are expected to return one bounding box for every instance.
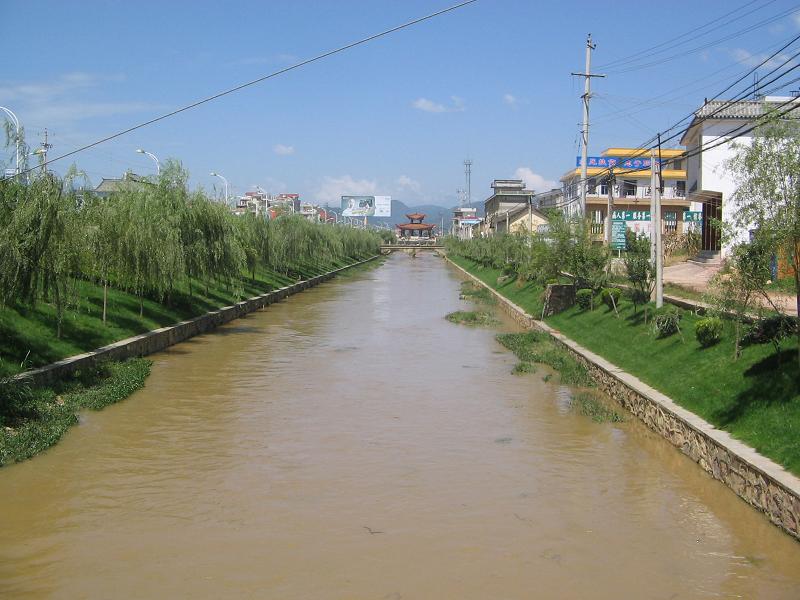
[14,257,379,388]
[446,257,800,542]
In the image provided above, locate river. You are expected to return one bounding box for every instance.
[2,252,799,599]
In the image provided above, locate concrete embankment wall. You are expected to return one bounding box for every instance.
[15,257,379,389]
[447,257,800,542]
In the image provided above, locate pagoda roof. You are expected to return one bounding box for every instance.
[406,212,426,220]
[397,222,435,230]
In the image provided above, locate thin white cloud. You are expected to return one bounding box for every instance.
[316,175,377,203]
[514,167,557,193]
[0,72,157,127]
[396,175,421,193]
[412,96,466,113]
[27,102,159,123]
[794,11,800,29]
[413,98,447,113]
[730,48,791,70]
[503,93,518,107]
[273,144,295,155]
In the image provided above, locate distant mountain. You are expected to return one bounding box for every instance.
[366,199,484,228]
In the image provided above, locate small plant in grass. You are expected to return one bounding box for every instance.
[445,310,498,326]
[576,288,594,310]
[512,362,536,375]
[653,306,683,338]
[496,332,594,388]
[459,281,496,305]
[695,316,723,348]
[743,315,798,363]
[600,287,621,316]
[570,391,624,423]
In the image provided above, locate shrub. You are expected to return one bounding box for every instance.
[576,288,594,310]
[743,315,798,346]
[653,307,682,338]
[600,287,621,310]
[695,316,723,348]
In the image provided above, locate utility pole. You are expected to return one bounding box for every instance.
[605,174,614,245]
[38,129,53,174]
[572,34,605,216]
[464,159,472,207]
[654,137,664,308]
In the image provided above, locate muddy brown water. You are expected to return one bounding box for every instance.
[2,253,800,599]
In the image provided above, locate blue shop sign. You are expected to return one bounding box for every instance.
[576,156,663,169]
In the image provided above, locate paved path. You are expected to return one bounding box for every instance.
[663,261,796,316]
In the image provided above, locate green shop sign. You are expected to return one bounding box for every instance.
[683,211,702,223]
[610,220,627,250]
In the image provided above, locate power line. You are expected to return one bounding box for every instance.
[2,0,478,182]
[597,0,771,70]
[606,5,800,75]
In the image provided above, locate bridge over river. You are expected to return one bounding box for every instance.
[1,253,799,598]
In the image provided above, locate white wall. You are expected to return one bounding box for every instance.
[699,125,754,256]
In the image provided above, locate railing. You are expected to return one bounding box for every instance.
[590,223,605,236]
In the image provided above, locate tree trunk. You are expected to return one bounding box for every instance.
[139,294,143,317]
[102,280,108,325]
[54,281,63,339]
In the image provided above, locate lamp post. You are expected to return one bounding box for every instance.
[136,148,160,175]
[210,171,229,205]
[0,106,20,177]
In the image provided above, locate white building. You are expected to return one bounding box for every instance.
[680,96,800,258]
[452,206,480,239]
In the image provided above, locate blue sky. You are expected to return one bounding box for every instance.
[2,0,800,206]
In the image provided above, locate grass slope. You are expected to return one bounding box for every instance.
[0,256,372,378]
[452,256,800,475]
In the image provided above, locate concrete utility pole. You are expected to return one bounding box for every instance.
[38,129,53,174]
[572,34,605,216]
[464,159,472,207]
[605,175,614,245]
[654,142,664,308]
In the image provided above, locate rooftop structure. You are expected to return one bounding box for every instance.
[396,213,436,240]
[680,96,800,257]
[559,147,695,242]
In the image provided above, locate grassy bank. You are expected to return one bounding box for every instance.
[451,256,800,475]
[0,256,374,378]
[0,359,151,466]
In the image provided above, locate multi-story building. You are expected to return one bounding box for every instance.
[452,206,480,240]
[482,179,535,236]
[680,96,800,258]
[560,147,696,242]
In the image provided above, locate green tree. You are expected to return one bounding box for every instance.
[727,115,800,364]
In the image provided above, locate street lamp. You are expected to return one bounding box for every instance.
[210,171,229,205]
[0,106,20,176]
[136,148,160,174]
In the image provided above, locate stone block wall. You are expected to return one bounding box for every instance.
[14,257,377,389]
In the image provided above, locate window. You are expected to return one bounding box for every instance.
[623,180,637,197]
[676,180,686,197]
[587,178,597,194]
[672,159,683,170]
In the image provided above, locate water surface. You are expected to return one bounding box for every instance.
[2,253,799,599]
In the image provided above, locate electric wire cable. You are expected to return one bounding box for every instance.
[1,0,478,181]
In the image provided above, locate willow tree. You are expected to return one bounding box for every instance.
[727,115,800,365]
[0,173,83,336]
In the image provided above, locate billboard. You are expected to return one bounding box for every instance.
[341,195,391,217]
